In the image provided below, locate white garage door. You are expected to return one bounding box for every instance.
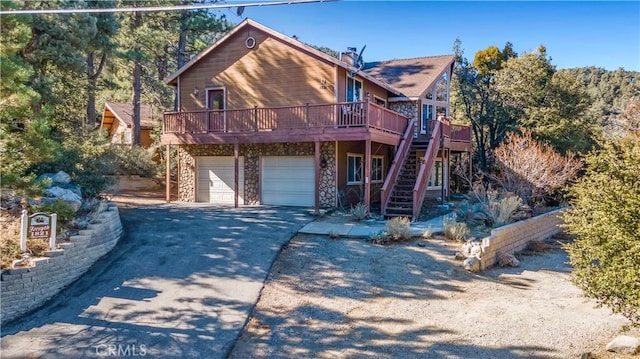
[196,156,244,204]
[262,156,315,206]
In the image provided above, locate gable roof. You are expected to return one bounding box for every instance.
[101,102,159,131]
[362,55,455,99]
[164,19,402,96]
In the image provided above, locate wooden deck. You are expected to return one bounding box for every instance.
[162,101,409,146]
[162,101,473,149]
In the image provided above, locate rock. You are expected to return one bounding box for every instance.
[44,186,82,212]
[498,254,520,267]
[38,171,72,184]
[463,257,481,272]
[606,335,640,354]
[52,171,71,184]
[461,240,483,258]
[454,252,466,260]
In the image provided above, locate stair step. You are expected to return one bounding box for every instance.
[390,195,413,200]
[386,208,412,213]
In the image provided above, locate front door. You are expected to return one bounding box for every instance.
[206,88,225,132]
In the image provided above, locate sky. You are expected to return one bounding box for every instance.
[230,1,640,71]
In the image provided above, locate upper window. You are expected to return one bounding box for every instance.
[425,88,434,100]
[373,96,386,108]
[435,73,448,102]
[372,156,384,183]
[206,88,225,110]
[347,77,363,102]
[347,153,363,184]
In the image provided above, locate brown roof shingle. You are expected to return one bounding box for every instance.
[362,55,455,98]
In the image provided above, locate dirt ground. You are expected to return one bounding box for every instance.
[229,232,637,358]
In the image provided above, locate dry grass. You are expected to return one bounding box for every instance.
[1,209,23,269]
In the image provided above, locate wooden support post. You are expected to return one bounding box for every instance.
[165,144,171,203]
[314,141,321,213]
[364,138,371,215]
[234,143,239,208]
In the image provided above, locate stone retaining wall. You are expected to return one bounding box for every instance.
[479,208,565,270]
[1,203,123,324]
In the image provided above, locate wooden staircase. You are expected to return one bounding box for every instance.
[384,144,419,218]
[382,120,443,220]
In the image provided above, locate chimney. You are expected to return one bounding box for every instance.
[341,47,358,66]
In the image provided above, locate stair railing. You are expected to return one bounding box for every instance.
[412,120,442,220]
[381,119,416,215]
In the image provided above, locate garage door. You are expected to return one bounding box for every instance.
[196,156,244,204]
[262,156,315,206]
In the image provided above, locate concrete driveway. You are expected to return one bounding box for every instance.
[0,202,313,358]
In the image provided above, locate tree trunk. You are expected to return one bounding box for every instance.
[174,11,188,111]
[87,52,107,127]
[132,8,142,145]
[87,53,96,126]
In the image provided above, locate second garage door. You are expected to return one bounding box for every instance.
[261,156,315,206]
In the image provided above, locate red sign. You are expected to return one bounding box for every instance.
[28,213,51,239]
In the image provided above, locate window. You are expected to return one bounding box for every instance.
[435,73,448,102]
[425,88,434,100]
[372,156,384,183]
[206,88,225,110]
[347,77,363,102]
[373,96,386,108]
[347,153,363,184]
[428,160,442,188]
[421,104,433,132]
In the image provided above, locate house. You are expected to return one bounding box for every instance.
[161,19,471,220]
[101,102,160,148]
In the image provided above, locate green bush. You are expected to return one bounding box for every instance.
[33,198,76,229]
[562,137,640,326]
[108,145,159,178]
[350,202,368,221]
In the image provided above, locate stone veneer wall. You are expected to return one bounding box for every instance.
[479,208,565,270]
[1,203,123,324]
[177,142,337,207]
[389,101,418,120]
[390,101,418,136]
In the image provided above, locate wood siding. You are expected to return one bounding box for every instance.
[179,25,335,111]
[336,67,389,104]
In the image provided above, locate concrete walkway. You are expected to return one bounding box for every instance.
[299,215,447,238]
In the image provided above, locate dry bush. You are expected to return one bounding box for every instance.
[369,217,412,244]
[489,195,523,227]
[384,217,411,241]
[1,209,22,269]
[443,214,469,241]
[490,130,583,205]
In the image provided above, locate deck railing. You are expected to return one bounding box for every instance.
[450,124,471,142]
[164,100,409,136]
[413,120,442,220]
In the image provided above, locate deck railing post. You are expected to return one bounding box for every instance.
[306,102,310,128]
[254,106,258,131]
